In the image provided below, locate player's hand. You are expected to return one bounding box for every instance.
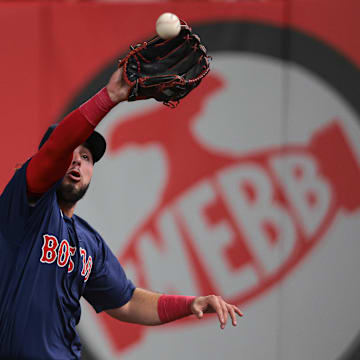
[191,295,243,330]
[117,20,210,106]
[106,67,131,103]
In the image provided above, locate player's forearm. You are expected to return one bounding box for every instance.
[106,288,162,326]
[105,288,195,326]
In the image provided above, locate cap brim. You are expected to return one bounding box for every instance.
[84,131,106,163]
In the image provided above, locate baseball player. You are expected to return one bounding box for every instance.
[0,29,242,360]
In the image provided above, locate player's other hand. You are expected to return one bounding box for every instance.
[106,67,131,104]
[191,295,243,330]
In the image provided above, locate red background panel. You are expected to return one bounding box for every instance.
[0,4,41,188]
[0,0,359,190]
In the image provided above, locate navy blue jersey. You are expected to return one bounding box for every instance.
[0,161,135,359]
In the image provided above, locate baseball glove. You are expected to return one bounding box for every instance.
[118,21,211,107]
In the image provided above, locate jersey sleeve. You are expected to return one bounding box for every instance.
[0,160,59,243]
[0,162,30,240]
[83,235,135,313]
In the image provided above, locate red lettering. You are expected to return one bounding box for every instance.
[80,248,87,275]
[84,256,93,282]
[57,240,70,267]
[80,247,93,282]
[40,235,59,264]
[68,246,76,273]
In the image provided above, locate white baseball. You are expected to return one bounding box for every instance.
[156,12,181,40]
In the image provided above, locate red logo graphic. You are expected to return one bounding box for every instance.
[97,74,360,353]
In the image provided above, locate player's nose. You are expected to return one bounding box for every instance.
[71,152,82,166]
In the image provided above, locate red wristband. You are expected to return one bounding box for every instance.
[79,87,115,127]
[157,295,196,323]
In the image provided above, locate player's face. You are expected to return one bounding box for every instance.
[57,145,94,204]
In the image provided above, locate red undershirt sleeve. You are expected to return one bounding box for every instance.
[26,87,115,196]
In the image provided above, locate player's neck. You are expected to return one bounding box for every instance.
[58,201,76,218]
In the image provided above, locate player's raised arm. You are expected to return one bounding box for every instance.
[105,288,243,329]
[26,68,129,198]
[26,18,210,199]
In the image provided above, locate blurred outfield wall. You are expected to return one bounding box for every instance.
[1,1,360,359]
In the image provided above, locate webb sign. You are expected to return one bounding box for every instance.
[61,3,360,360]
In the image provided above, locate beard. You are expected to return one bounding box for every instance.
[56,181,90,205]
